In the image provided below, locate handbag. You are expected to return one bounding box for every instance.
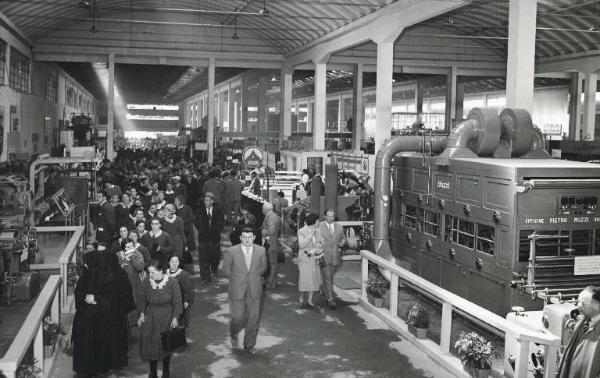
[318,256,327,269]
[161,326,187,352]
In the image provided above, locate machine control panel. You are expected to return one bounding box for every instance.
[559,195,598,215]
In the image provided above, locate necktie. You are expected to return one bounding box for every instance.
[207,209,212,227]
[329,223,334,234]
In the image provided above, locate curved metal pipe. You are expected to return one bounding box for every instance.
[373,135,447,279]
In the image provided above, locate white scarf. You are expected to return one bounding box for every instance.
[168,268,182,278]
[150,274,169,290]
[150,230,163,238]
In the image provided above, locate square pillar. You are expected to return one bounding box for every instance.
[568,72,583,140]
[445,66,458,131]
[352,63,364,151]
[415,81,423,117]
[313,62,327,150]
[107,53,115,161]
[505,0,537,112]
[207,57,215,164]
[279,66,293,148]
[375,41,394,151]
[456,83,465,121]
[582,71,598,141]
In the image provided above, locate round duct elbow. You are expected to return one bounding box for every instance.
[436,107,500,166]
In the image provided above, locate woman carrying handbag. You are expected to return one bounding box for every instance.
[137,259,183,378]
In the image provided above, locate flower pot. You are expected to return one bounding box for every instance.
[415,327,428,339]
[473,368,490,378]
[44,344,55,358]
[373,297,385,308]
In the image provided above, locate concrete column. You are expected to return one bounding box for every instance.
[107,53,115,161]
[456,83,465,121]
[279,65,293,148]
[207,57,215,164]
[352,63,364,151]
[445,66,458,131]
[375,41,394,151]
[569,72,583,140]
[415,81,423,114]
[505,0,537,112]
[313,62,327,150]
[337,94,344,133]
[582,71,598,141]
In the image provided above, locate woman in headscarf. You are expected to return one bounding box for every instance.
[160,204,187,260]
[148,218,174,262]
[129,230,151,266]
[72,249,111,375]
[119,238,147,328]
[103,252,136,371]
[167,255,194,327]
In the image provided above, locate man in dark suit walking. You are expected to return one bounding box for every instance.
[222,227,267,353]
[95,190,115,245]
[194,192,224,283]
[318,208,347,309]
[261,202,280,289]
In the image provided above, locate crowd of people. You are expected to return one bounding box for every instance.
[71,147,351,377]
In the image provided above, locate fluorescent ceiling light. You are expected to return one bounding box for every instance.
[126,104,180,111]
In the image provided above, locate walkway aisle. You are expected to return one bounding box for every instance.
[51,248,452,378]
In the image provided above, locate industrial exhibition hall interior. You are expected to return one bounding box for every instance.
[0,1,599,378]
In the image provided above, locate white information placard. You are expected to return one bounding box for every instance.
[574,255,600,276]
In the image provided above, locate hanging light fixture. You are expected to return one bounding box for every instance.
[89,0,98,32]
[259,0,270,16]
[232,13,239,39]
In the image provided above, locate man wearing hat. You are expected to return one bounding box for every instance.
[222,226,267,353]
[194,192,225,283]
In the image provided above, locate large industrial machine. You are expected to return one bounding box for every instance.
[373,107,600,316]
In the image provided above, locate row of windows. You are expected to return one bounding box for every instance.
[9,47,29,92]
[0,39,6,85]
[47,70,58,103]
[402,205,495,256]
[66,83,93,112]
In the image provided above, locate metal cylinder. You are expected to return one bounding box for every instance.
[310,175,322,217]
[373,136,447,277]
[324,164,338,216]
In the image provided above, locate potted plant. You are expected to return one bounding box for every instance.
[365,277,388,308]
[16,357,42,378]
[405,303,430,339]
[42,316,65,358]
[454,331,494,378]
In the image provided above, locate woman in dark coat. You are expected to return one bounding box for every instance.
[168,255,194,327]
[137,259,183,378]
[148,218,174,262]
[103,252,136,371]
[120,238,147,327]
[72,249,110,375]
[160,204,187,260]
[113,194,131,231]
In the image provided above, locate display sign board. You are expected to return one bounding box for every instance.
[242,146,264,168]
[574,255,600,276]
[195,142,208,151]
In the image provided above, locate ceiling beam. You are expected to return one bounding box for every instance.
[285,0,470,66]
[0,10,33,47]
[536,49,600,73]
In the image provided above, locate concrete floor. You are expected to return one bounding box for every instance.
[48,233,454,378]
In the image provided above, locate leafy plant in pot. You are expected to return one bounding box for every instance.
[405,303,430,339]
[42,316,65,357]
[365,277,388,308]
[16,357,42,378]
[454,331,494,378]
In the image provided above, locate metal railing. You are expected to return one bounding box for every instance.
[0,275,62,378]
[359,250,561,378]
[34,226,85,311]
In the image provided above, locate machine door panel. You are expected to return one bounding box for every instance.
[441,260,468,298]
[468,270,508,315]
[420,249,441,285]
